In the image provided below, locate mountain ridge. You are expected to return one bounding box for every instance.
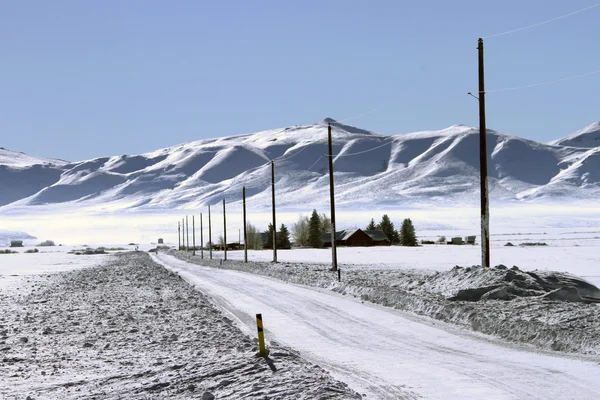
[1,119,599,211]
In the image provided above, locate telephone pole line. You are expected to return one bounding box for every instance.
[243,186,248,263]
[186,215,189,251]
[208,205,212,259]
[271,161,277,263]
[327,122,338,271]
[192,215,196,256]
[223,198,227,261]
[200,213,204,259]
[478,38,491,268]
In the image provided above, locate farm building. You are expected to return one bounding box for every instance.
[322,229,390,247]
[212,242,242,251]
[10,240,23,247]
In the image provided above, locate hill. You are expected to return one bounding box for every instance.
[1,119,599,211]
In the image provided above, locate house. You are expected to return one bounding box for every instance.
[322,229,390,247]
[364,230,391,246]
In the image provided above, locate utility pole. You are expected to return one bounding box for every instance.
[271,161,277,263]
[178,221,181,250]
[192,215,196,256]
[200,213,204,259]
[223,198,227,261]
[243,186,248,263]
[208,205,212,259]
[478,38,491,268]
[327,122,338,271]
[186,215,189,251]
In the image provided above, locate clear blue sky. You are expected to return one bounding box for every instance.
[1,1,598,161]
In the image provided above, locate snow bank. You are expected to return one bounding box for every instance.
[169,250,600,356]
[0,252,360,399]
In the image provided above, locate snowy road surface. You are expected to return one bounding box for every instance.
[152,253,600,400]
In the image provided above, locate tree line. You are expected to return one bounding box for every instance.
[241,211,417,249]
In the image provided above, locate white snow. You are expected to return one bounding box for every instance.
[0,246,109,291]
[0,147,68,168]
[3,119,600,211]
[152,253,600,399]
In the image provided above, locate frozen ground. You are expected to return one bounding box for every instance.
[0,252,360,399]
[154,252,600,399]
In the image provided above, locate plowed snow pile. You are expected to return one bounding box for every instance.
[0,252,360,399]
[170,250,600,356]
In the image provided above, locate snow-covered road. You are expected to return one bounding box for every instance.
[152,253,600,400]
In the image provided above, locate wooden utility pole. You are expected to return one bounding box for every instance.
[186,215,189,251]
[327,122,338,271]
[243,186,248,263]
[192,215,196,256]
[271,161,277,263]
[178,221,181,250]
[223,198,227,261]
[208,205,212,259]
[478,38,490,268]
[200,213,204,259]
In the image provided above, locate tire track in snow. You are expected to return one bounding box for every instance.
[153,253,600,400]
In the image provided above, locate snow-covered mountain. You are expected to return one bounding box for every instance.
[1,118,599,211]
[0,147,72,207]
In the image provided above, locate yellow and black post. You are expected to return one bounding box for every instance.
[256,313,268,357]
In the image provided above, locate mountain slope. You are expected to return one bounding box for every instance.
[549,122,600,148]
[0,148,72,206]
[1,120,599,211]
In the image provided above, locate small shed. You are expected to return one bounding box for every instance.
[158,238,164,244]
[465,236,476,245]
[449,237,463,245]
[10,240,23,247]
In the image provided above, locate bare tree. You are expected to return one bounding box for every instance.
[320,213,332,235]
[246,222,263,250]
[291,215,310,247]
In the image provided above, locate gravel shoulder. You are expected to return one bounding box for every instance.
[169,250,600,357]
[0,251,360,400]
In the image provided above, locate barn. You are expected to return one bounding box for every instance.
[322,229,389,247]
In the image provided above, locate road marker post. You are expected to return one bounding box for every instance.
[256,313,268,357]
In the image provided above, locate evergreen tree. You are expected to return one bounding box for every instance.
[400,218,417,246]
[263,223,274,249]
[308,209,323,248]
[277,223,292,249]
[377,214,399,244]
[365,218,376,231]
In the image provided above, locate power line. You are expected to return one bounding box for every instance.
[338,103,388,122]
[306,155,325,172]
[333,137,397,157]
[484,3,600,39]
[487,70,600,93]
[272,142,311,163]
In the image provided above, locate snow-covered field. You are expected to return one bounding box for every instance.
[1,204,599,398]
[219,238,600,288]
